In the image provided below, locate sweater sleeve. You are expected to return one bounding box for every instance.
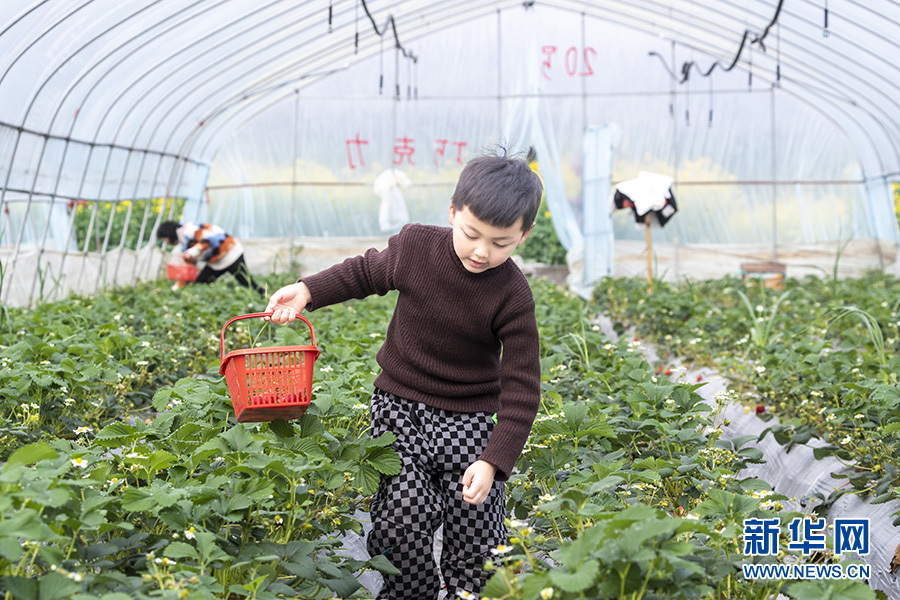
[477,294,541,480]
[301,227,404,310]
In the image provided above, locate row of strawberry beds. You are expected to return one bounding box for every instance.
[593,272,900,518]
[0,275,877,599]
[0,278,266,453]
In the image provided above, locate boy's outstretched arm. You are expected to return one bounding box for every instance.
[461,460,497,505]
[265,282,311,324]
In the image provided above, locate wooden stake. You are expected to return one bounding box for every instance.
[645,213,652,287]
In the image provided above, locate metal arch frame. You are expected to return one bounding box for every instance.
[175,0,888,179]
[0,124,205,304]
[144,18,335,155]
[661,0,900,163]
[187,0,900,177]
[185,1,881,189]
[98,2,315,284]
[0,0,95,90]
[119,5,326,280]
[1,0,899,304]
[188,0,897,179]
[557,0,899,249]
[136,19,341,278]
[1,0,299,302]
[532,0,900,170]
[103,3,324,150]
[189,0,520,159]
[557,0,900,168]
[151,0,445,175]
[93,0,302,147]
[6,1,168,130]
[4,0,897,173]
[99,1,302,286]
[597,0,900,172]
[0,1,54,39]
[186,1,530,242]
[61,0,292,293]
[187,0,894,253]
[89,6,326,179]
[197,0,889,182]
[561,0,896,246]
[21,0,225,302]
[800,0,900,74]
[836,0,900,182]
[575,0,900,246]
[0,0,95,257]
[75,3,506,154]
[47,0,227,139]
[4,0,899,160]
[117,0,423,275]
[167,0,517,245]
[155,8,433,248]
[0,0,171,303]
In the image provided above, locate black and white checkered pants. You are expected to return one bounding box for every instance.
[366,388,507,600]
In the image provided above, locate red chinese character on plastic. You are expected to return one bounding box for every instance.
[434,139,448,167]
[541,45,557,81]
[345,134,369,169]
[393,137,416,165]
[434,139,468,166]
[452,141,467,165]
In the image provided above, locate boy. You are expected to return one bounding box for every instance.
[266,152,543,599]
[156,220,264,296]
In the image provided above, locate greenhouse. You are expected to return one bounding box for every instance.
[1,1,899,599]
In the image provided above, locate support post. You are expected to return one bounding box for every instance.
[645,213,652,287]
[290,89,299,268]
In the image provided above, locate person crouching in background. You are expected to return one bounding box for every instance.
[156,220,265,296]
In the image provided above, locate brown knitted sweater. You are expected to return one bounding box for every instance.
[301,223,541,479]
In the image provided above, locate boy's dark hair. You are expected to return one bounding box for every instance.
[156,220,180,244]
[451,151,543,232]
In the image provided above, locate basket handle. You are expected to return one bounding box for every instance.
[219,312,317,364]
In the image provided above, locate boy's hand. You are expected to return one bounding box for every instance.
[462,460,497,505]
[265,282,311,323]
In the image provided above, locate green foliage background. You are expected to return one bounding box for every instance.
[517,199,567,265]
[71,197,186,251]
[0,268,889,599]
[894,182,899,230]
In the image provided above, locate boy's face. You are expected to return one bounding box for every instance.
[448,204,533,273]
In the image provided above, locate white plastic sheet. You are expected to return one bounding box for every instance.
[374,168,411,232]
[1,2,899,304]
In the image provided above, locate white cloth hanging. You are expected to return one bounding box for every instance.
[612,171,674,217]
[374,169,412,232]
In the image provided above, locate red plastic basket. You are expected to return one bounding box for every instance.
[219,312,320,423]
[167,263,199,282]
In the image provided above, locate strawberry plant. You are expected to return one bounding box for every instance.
[0,272,882,598]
